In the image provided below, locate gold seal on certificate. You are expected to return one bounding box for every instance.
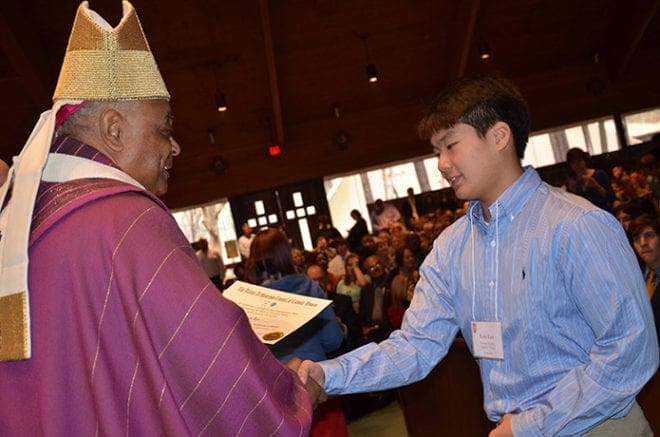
[262,331,285,341]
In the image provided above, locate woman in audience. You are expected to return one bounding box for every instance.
[291,247,306,273]
[390,247,417,314]
[336,253,370,312]
[246,228,344,363]
[388,270,419,329]
[247,228,349,437]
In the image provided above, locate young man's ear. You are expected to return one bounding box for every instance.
[99,108,124,152]
[490,121,513,151]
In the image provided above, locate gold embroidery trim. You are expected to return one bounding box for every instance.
[0,291,30,361]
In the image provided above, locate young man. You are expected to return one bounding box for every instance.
[0,2,316,434]
[299,76,659,436]
[629,214,660,345]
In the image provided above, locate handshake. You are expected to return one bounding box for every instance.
[285,358,327,409]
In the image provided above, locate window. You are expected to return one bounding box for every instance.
[326,116,624,231]
[172,200,241,265]
[524,117,619,165]
[623,107,660,145]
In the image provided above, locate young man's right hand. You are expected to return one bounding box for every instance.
[297,360,326,389]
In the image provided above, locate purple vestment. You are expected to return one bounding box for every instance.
[0,137,312,435]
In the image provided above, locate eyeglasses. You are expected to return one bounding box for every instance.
[367,262,382,271]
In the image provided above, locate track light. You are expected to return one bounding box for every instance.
[215,93,227,112]
[212,63,228,112]
[478,41,491,60]
[366,64,378,83]
[361,34,378,83]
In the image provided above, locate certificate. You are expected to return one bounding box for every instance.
[223,280,332,344]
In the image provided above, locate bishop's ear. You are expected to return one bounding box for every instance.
[99,108,125,152]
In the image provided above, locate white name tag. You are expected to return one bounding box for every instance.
[471,321,504,360]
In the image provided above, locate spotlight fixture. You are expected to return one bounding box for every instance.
[212,63,228,112]
[215,93,227,112]
[361,34,378,83]
[366,64,378,83]
[478,41,491,60]
[210,155,228,175]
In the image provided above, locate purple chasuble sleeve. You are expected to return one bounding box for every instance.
[0,179,312,436]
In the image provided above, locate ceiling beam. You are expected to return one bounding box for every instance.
[456,0,480,78]
[604,0,659,79]
[259,0,285,146]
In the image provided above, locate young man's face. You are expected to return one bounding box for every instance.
[633,226,660,269]
[431,123,501,206]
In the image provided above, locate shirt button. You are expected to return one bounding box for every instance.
[489,280,495,287]
[490,240,496,247]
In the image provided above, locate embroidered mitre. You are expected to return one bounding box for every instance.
[54,1,169,101]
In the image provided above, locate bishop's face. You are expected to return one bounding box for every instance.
[116,99,180,196]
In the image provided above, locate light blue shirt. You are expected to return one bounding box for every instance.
[321,166,659,436]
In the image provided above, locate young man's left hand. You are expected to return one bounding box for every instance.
[489,413,513,437]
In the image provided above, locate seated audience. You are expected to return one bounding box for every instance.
[628,215,660,344]
[388,271,419,329]
[309,251,340,294]
[292,247,307,274]
[390,247,417,308]
[327,239,350,277]
[336,253,370,312]
[359,255,394,343]
[313,235,337,262]
[313,214,342,247]
[614,198,659,233]
[565,147,615,212]
[370,199,402,232]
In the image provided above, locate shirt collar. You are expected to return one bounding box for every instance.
[468,166,542,225]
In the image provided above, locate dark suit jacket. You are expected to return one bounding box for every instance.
[328,293,361,354]
[347,218,369,252]
[358,276,393,326]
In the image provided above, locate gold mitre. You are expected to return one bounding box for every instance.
[53,1,169,101]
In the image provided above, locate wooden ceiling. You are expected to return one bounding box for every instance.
[1,0,659,209]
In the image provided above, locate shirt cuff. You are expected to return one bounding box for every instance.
[319,359,343,396]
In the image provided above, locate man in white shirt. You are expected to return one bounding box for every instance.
[238,222,254,261]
